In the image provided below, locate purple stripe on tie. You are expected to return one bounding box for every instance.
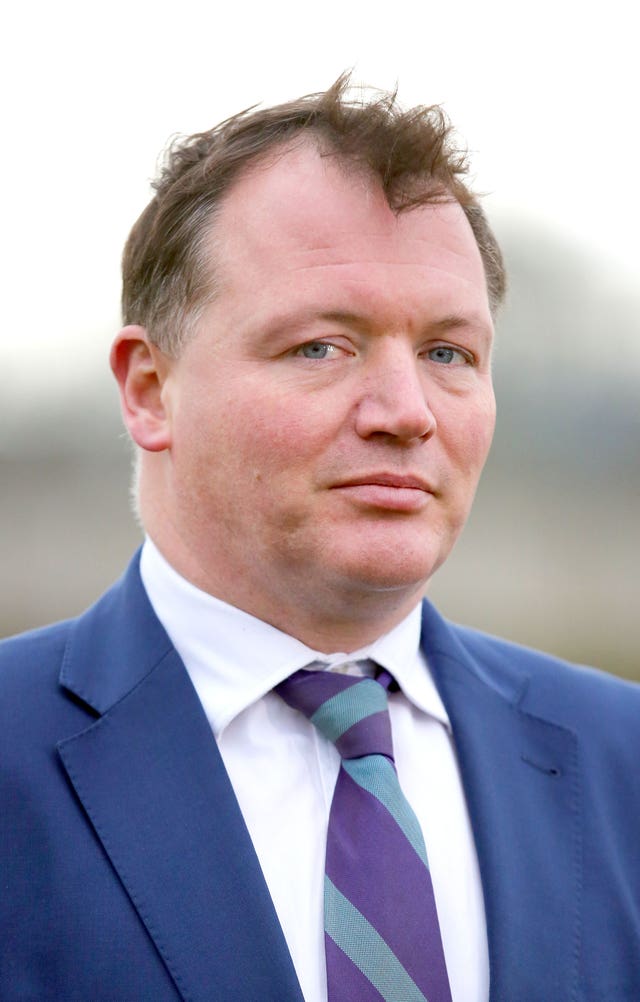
[326,769,450,1001]
[335,710,393,760]
[325,932,387,1002]
[276,670,360,717]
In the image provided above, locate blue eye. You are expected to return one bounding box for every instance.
[429,346,464,365]
[299,342,332,359]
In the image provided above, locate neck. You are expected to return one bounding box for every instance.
[139,476,427,651]
[145,535,425,653]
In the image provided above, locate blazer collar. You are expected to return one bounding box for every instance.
[57,551,304,1002]
[421,599,581,1002]
[59,549,173,714]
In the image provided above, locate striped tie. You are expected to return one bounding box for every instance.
[276,666,452,1002]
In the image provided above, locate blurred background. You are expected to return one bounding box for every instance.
[1,0,638,678]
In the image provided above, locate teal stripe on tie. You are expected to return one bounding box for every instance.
[325,877,429,1002]
[343,757,430,868]
[311,679,387,743]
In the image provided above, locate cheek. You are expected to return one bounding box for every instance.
[465,419,495,470]
[442,395,495,481]
[245,393,337,470]
[462,392,496,464]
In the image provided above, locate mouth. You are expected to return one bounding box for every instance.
[331,473,435,512]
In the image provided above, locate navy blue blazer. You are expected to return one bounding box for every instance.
[2,552,639,1000]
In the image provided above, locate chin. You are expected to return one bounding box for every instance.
[333,548,441,596]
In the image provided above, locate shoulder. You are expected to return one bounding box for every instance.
[0,619,72,692]
[447,617,640,730]
[422,598,640,726]
[0,619,83,746]
[453,620,637,692]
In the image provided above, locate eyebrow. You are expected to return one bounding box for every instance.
[260,310,368,336]
[260,309,491,341]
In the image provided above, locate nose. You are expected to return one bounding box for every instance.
[354,343,436,443]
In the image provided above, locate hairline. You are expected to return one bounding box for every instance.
[161,135,493,357]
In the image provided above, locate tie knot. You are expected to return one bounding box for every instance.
[276,669,394,761]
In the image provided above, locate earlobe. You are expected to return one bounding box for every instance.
[110,326,172,452]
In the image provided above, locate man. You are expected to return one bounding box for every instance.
[1,77,639,1001]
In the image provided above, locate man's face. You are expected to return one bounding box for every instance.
[158,145,496,636]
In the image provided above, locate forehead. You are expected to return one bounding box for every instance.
[209,143,489,314]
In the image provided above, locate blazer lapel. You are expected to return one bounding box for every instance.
[421,602,581,1002]
[57,555,304,1002]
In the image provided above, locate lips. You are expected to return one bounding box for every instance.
[330,473,435,512]
[333,473,435,492]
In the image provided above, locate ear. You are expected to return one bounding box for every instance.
[110,326,172,452]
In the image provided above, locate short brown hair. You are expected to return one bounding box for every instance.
[122,74,506,356]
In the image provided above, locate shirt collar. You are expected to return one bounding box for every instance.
[140,537,449,735]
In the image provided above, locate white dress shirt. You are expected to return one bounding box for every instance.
[140,538,489,1002]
